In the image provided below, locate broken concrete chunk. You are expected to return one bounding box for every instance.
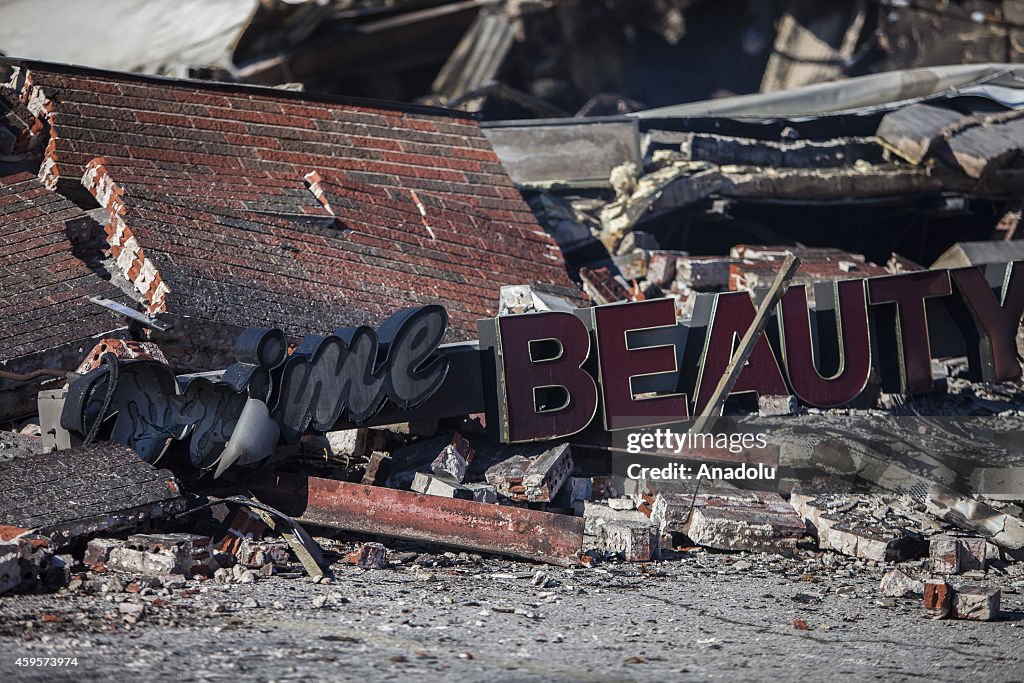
[83,538,119,570]
[758,394,798,417]
[879,568,923,597]
[607,497,636,511]
[597,520,660,561]
[485,443,572,503]
[684,490,805,553]
[324,428,369,460]
[0,542,22,594]
[462,482,498,504]
[930,535,992,574]
[951,587,1001,621]
[791,492,925,562]
[386,433,467,489]
[926,487,1024,552]
[430,433,475,483]
[412,472,497,503]
[0,535,62,595]
[565,477,593,505]
[583,501,653,536]
[498,284,576,315]
[99,534,213,577]
[650,492,694,533]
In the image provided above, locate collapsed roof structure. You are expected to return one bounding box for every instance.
[492,63,1024,300]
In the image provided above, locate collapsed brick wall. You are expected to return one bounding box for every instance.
[0,172,126,362]
[1,59,581,340]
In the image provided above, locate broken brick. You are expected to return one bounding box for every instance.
[346,542,387,570]
[484,443,572,503]
[924,578,952,616]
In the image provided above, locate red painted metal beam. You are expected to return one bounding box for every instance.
[246,472,585,566]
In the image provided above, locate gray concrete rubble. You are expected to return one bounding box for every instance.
[430,433,475,483]
[0,534,64,595]
[790,491,927,562]
[879,568,923,598]
[929,534,999,574]
[596,520,661,562]
[85,534,214,578]
[682,489,806,553]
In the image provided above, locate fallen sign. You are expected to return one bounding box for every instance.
[481,261,1024,440]
[53,261,1024,472]
[245,473,586,567]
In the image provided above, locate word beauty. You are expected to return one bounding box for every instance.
[480,264,1024,442]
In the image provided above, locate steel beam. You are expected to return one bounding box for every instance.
[247,473,585,566]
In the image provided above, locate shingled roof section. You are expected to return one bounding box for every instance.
[0,172,125,362]
[2,59,581,341]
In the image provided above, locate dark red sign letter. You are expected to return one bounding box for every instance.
[491,312,598,442]
[866,271,951,394]
[590,298,689,430]
[693,291,788,414]
[778,280,872,407]
[948,262,1024,382]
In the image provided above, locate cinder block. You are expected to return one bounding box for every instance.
[597,520,660,561]
[952,587,1000,621]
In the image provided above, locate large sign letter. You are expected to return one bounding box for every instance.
[777,280,872,407]
[867,271,951,394]
[948,262,1024,382]
[485,312,598,442]
[589,299,688,430]
[692,291,788,414]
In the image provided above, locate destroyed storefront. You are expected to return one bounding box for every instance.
[0,57,1022,645]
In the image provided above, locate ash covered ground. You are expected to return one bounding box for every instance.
[2,544,1023,682]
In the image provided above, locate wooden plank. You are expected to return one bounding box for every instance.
[949,116,1024,178]
[691,253,801,433]
[876,103,965,164]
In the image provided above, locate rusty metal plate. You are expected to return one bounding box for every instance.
[247,473,585,566]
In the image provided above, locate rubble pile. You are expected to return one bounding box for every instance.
[0,45,1021,651]
[2,394,1022,626]
[3,1,1021,120]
